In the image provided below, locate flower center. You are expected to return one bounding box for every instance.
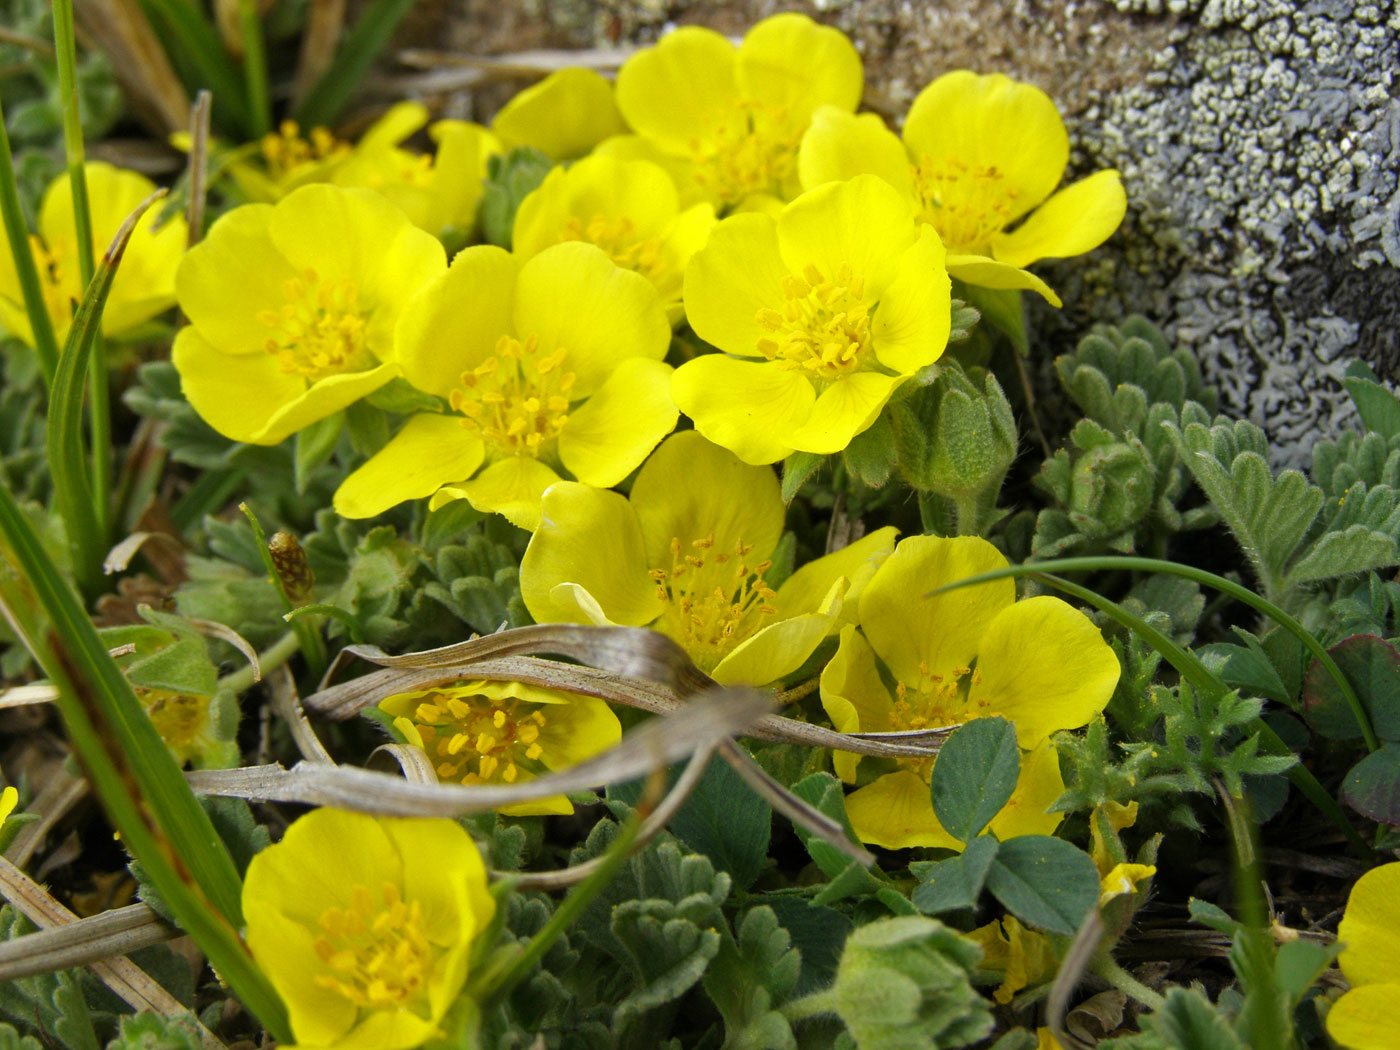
[559,214,666,283]
[755,263,872,379]
[260,120,348,181]
[691,99,799,206]
[649,533,778,674]
[911,154,1022,254]
[401,686,549,785]
[889,661,986,778]
[257,268,371,379]
[364,151,436,190]
[313,883,433,1011]
[449,334,576,459]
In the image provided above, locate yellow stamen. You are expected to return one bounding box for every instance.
[691,99,800,206]
[449,334,576,458]
[311,882,432,1009]
[397,687,552,788]
[559,214,667,281]
[650,532,778,673]
[258,267,371,379]
[911,153,1021,254]
[754,262,872,379]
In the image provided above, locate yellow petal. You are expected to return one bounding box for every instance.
[969,595,1120,746]
[493,68,627,161]
[946,253,1063,308]
[775,525,899,620]
[515,154,677,258]
[681,211,788,359]
[435,456,563,530]
[558,358,677,487]
[1327,983,1400,1050]
[798,106,914,198]
[671,354,814,465]
[357,101,430,150]
[333,414,485,519]
[991,169,1127,269]
[397,245,518,397]
[871,226,951,376]
[594,133,710,208]
[776,175,916,298]
[1338,862,1400,987]
[903,71,1068,226]
[177,202,300,353]
[615,27,738,156]
[0,786,17,825]
[787,371,901,455]
[845,769,952,849]
[512,241,670,397]
[986,741,1067,842]
[711,609,835,687]
[857,535,1014,686]
[630,429,784,570]
[520,482,662,627]
[735,13,862,122]
[427,119,499,230]
[820,624,894,784]
[1099,862,1156,906]
[387,813,492,942]
[535,694,623,768]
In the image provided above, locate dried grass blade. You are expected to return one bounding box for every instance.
[0,902,176,981]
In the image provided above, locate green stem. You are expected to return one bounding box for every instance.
[778,988,839,1025]
[952,486,999,538]
[236,0,271,137]
[52,0,111,540]
[0,97,60,384]
[217,630,301,696]
[1090,956,1165,1012]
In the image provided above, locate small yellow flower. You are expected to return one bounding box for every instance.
[798,71,1127,306]
[0,785,16,826]
[1328,862,1400,1050]
[172,183,446,445]
[331,102,500,238]
[243,807,494,1050]
[1098,863,1156,907]
[379,679,621,817]
[520,430,897,684]
[820,535,1120,849]
[513,154,715,319]
[133,686,236,769]
[332,241,675,530]
[674,174,951,465]
[614,13,862,210]
[968,915,1054,1005]
[491,68,628,161]
[0,162,186,348]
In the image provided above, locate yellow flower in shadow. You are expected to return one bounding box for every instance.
[242,808,494,1050]
[1328,862,1400,1050]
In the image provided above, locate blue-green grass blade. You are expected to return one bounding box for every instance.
[291,0,416,129]
[0,485,293,1040]
[0,98,61,385]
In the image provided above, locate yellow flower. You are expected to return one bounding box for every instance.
[1098,863,1156,907]
[968,915,1054,1005]
[331,104,499,238]
[673,174,951,465]
[228,119,354,202]
[332,241,675,530]
[798,71,1127,306]
[512,154,715,319]
[1328,862,1400,1050]
[520,430,897,684]
[243,807,494,1050]
[378,679,621,817]
[820,535,1120,849]
[0,785,16,826]
[133,686,236,769]
[172,183,446,446]
[491,68,627,161]
[614,13,862,210]
[0,162,186,348]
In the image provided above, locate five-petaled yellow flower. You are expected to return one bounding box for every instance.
[520,430,897,683]
[820,535,1120,849]
[173,184,446,446]
[378,679,621,817]
[614,13,862,211]
[0,162,186,348]
[799,71,1126,306]
[1327,862,1400,1050]
[491,68,628,162]
[242,807,494,1050]
[674,174,951,465]
[513,154,715,320]
[332,241,676,530]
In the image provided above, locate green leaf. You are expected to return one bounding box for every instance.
[781,451,824,502]
[479,148,555,248]
[761,897,852,995]
[1344,360,1400,439]
[910,834,999,915]
[610,901,722,1031]
[1149,988,1245,1050]
[703,907,800,1050]
[959,284,1026,354]
[985,835,1099,936]
[0,101,59,383]
[841,413,898,487]
[292,0,417,128]
[294,412,343,495]
[1284,525,1398,588]
[1301,633,1400,741]
[1342,743,1400,824]
[928,717,1020,844]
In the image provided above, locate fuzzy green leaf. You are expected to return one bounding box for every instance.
[704,906,800,1050]
[985,836,1099,936]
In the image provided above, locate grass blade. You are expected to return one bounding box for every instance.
[235,0,271,137]
[0,485,292,1040]
[136,0,253,137]
[291,0,416,129]
[0,97,61,385]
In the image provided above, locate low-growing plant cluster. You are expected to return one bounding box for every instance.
[0,5,1396,1050]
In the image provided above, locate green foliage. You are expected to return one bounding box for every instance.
[0,910,99,1050]
[480,148,555,248]
[927,717,1019,844]
[1163,414,1400,610]
[1144,681,1298,798]
[1100,988,1242,1050]
[0,380,47,503]
[0,1024,42,1050]
[983,836,1099,936]
[420,531,530,636]
[1301,633,1400,741]
[104,1013,202,1050]
[704,907,801,1050]
[911,835,999,916]
[1055,316,1217,422]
